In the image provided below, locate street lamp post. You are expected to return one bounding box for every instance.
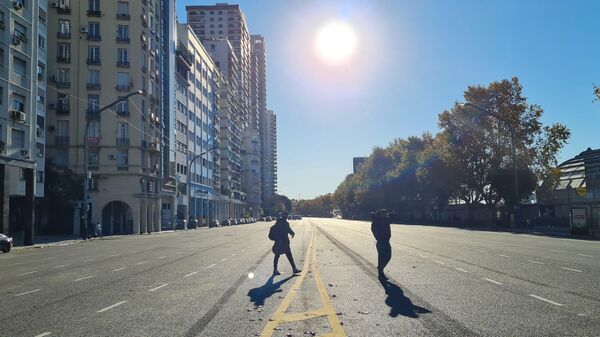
[185,146,218,229]
[462,102,520,226]
[81,90,144,239]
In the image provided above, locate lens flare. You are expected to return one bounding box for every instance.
[315,21,358,64]
[248,272,255,279]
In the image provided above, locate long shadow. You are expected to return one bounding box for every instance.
[379,279,430,318]
[248,275,294,307]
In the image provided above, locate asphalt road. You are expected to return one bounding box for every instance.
[1,218,598,337]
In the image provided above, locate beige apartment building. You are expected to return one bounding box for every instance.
[46,0,165,235]
[0,0,47,244]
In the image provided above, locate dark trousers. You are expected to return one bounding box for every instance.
[274,248,297,271]
[376,240,392,272]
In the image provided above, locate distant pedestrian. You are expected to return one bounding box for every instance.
[95,222,102,237]
[268,211,301,275]
[371,209,393,280]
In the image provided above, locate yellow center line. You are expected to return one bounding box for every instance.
[260,228,347,337]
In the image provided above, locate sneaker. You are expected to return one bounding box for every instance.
[273,270,281,275]
[378,270,387,280]
[292,269,302,274]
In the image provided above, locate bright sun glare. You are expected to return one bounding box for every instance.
[315,21,358,64]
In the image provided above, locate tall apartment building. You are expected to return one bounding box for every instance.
[186,3,262,217]
[46,0,168,235]
[203,38,245,220]
[0,0,46,244]
[172,22,221,227]
[263,109,277,201]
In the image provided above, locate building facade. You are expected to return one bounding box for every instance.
[172,22,221,227]
[263,109,277,201]
[0,0,47,243]
[46,0,168,235]
[203,38,246,220]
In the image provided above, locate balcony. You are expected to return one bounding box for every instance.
[115,82,133,92]
[116,61,130,68]
[116,13,130,20]
[117,109,129,117]
[86,137,100,146]
[87,34,101,41]
[54,136,70,145]
[176,45,193,68]
[116,36,130,44]
[87,10,101,17]
[56,80,70,88]
[86,82,101,90]
[56,31,71,39]
[55,5,71,14]
[86,58,101,65]
[116,138,130,147]
[87,109,100,120]
[56,56,71,63]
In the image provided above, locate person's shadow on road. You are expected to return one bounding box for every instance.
[380,279,430,318]
[248,275,294,307]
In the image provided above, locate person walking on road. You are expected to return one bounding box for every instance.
[371,209,393,280]
[269,211,301,275]
[95,222,102,237]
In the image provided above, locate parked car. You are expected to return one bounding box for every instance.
[209,220,220,228]
[175,219,186,230]
[230,218,238,225]
[222,219,231,226]
[188,219,198,229]
[1,233,13,253]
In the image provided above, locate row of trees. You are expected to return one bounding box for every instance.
[303,78,572,225]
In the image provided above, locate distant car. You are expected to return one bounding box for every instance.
[1,234,13,253]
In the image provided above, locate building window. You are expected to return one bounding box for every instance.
[37,88,45,103]
[116,72,130,91]
[87,94,100,112]
[87,69,100,85]
[36,170,44,183]
[57,68,70,85]
[88,22,100,39]
[38,8,46,25]
[12,93,25,112]
[54,149,68,167]
[117,25,129,42]
[88,0,100,11]
[11,129,25,148]
[57,43,70,62]
[14,22,27,43]
[38,35,45,50]
[116,149,128,169]
[56,120,69,145]
[117,2,129,17]
[37,62,45,81]
[116,97,129,115]
[57,93,69,112]
[87,150,99,169]
[87,46,100,64]
[117,48,129,67]
[58,19,70,38]
[13,57,26,76]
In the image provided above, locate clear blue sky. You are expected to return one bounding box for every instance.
[177,0,600,199]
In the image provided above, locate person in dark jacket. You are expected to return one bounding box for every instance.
[269,211,301,275]
[371,209,393,280]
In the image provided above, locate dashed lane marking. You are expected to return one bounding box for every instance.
[576,254,593,258]
[15,288,42,297]
[434,260,445,265]
[418,254,427,258]
[54,264,70,269]
[498,254,510,258]
[112,267,126,272]
[528,294,564,306]
[83,259,96,262]
[232,253,237,256]
[483,278,503,285]
[136,261,148,265]
[8,262,23,266]
[97,301,127,313]
[34,333,52,337]
[74,276,95,282]
[184,271,198,278]
[550,250,562,253]
[159,256,167,259]
[220,258,227,262]
[17,271,38,276]
[561,267,583,273]
[527,260,544,265]
[456,268,469,273]
[149,284,169,292]
[205,264,216,269]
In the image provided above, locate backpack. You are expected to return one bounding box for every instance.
[268,224,277,241]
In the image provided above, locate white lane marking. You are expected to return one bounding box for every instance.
[561,267,583,273]
[483,278,503,285]
[220,258,227,262]
[478,250,487,253]
[112,267,127,272]
[34,333,52,337]
[232,253,237,257]
[184,271,198,278]
[528,294,564,306]
[576,254,593,258]
[43,257,57,261]
[74,276,95,282]
[550,249,562,253]
[205,263,216,269]
[109,254,120,257]
[17,271,38,276]
[97,300,127,313]
[149,284,169,292]
[434,260,445,265]
[8,262,23,266]
[15,288,42,297]
[498,254,510,258]
[456,268,469,273]
[54,264,70,269]
[418,254,427,258]
[136,261,148,265]
[83,259,96,262]
[159,256,167,259]
[68,254,77,257]
[527,260,544,265]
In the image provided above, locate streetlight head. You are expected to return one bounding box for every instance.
[137,90,146,96]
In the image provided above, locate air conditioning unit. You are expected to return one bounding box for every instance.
[10,110,25,122]
[20,149,29,158]
[12,36,21,45]
[50,2,58,8]
[13,1,23,10]
[80,27,88,33]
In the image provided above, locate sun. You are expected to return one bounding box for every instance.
[314,21,358,64]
